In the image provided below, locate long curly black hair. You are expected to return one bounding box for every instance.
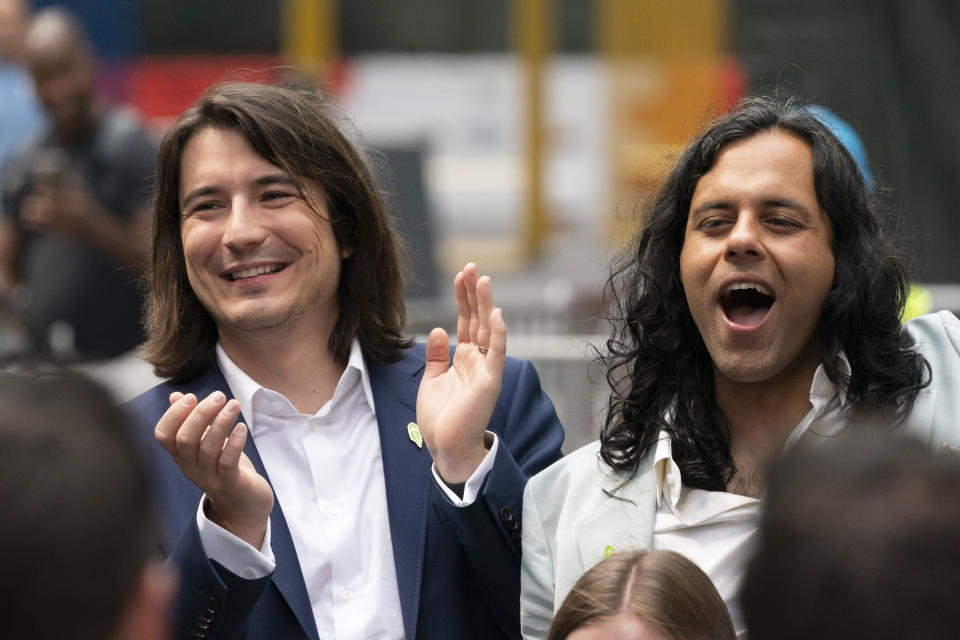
[600,96,930,491]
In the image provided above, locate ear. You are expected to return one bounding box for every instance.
[112,562,177,640]
[340,245,354,260]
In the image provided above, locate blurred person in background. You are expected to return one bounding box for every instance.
[0,371,174,640]
[0,0,43,353]
[519,95,960,638]
[0,6,155,363]
[0,0,44,170]
[741,429,960,639]
[126,82,563,640]
[548,550,735,640]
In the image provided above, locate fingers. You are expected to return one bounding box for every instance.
[486,307,507,372]
[455,270,470,344]
[476,275,493,350]
[423,327,452,380]
[155,392,198,452]
[218,422,248,473]
[197,398,241,477]
[175,392,226,464]
[463,264,480,342]
[156,391,240,475]
[454,262,500,349]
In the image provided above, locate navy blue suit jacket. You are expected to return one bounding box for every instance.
[127,344,564,640]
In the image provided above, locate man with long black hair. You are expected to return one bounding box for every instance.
[519,96,959,638]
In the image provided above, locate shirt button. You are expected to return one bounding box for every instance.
[308,418,319,431]
[241,568,257,579]
[341,589,353,601]
[327,504,340,517]
[271,401,283,412]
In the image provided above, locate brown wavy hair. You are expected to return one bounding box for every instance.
[548,550,736,640]
[142,82,411,383]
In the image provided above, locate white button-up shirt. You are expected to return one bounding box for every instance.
[653,356,851,638]
[195,340,499,639]
[203,341,403,640]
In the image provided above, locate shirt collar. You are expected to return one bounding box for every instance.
[810,351,851,409]
[216,338,376,425]
[653,431,682,510]
[655,351,852,505]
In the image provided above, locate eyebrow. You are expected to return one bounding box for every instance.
[180,173,299,210]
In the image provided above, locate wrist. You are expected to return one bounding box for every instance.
[433,432,493,484]
[204,498,270,549]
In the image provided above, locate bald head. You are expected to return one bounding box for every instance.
[24,7,95,138]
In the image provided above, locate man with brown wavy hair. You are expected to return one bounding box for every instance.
[127,82,564,640]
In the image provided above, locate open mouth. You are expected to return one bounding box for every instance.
[224,263,286,281]
[720,283,775,327]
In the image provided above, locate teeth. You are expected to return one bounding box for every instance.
[726,282,772,297]
[231,264,283,280]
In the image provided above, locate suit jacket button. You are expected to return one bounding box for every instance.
[499,506,514,523]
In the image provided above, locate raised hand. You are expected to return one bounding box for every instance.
[417,263,506,483]
[155,391,274,547]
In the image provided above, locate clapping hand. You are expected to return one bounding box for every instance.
[155,391,274,548]
[416,263,506,484]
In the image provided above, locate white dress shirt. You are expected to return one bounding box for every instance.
[652,355,851,638]
[195,341,498,640]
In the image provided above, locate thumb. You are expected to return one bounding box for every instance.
[423,327,451,380]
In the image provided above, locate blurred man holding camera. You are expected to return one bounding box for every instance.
[0,7,155,362]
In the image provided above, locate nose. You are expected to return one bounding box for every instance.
[222,198,267,251]
[724,213,764,261]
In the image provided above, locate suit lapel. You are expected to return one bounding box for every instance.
[197,367,321,640]
[368,350,432,640]
[243,426,321,640]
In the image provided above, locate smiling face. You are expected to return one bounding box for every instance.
[179,126,351,347]
[679,130,835,388]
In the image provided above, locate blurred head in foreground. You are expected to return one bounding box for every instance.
[0,371,173,640]
[742,429,960,639]
[549,549,735,640]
